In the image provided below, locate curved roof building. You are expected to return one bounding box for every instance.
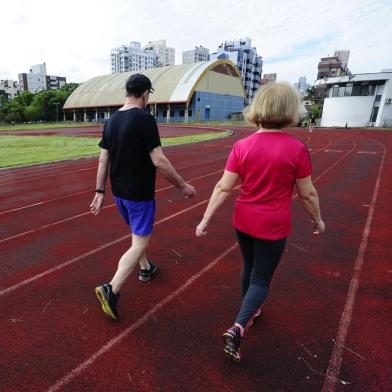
[64,60,245,123]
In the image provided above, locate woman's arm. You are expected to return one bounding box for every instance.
[295,176,325,234]
[196,170,240,237]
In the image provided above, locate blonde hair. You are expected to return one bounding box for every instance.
[244,83,301,129]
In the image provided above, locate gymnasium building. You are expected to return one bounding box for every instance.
[63,60,246,123]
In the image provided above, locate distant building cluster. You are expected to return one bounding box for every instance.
[110,37,263,105]
[111,40,175,73]
[0,63,66,105]
[18,63,66,94]
[182,46,210,64]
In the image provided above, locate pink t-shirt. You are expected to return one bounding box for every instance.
[225,131,312,240]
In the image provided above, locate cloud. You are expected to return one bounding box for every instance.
[1,0,391,85]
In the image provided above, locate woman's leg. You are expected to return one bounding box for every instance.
[235,230,254,296]
[235,236,286,332]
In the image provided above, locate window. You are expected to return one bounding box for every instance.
[179,110,185,117]
[352,85,361,96]
[344,83,353,96]
[369,85,376,96]
[370,107,379,122]
[338,86,345,97]
[162,110,167,117]
[170,110,175,117]
[332,85,339,97]
[375,95,382,103]
[188,109,192,117]
[360,85,369,96]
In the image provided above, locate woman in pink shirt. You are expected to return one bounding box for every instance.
[196,83,325,362]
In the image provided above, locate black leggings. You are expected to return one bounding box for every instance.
[235,230,286,329]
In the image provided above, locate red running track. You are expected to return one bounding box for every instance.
[0,126,391,391]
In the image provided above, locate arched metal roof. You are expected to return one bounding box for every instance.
[64,60,245,109]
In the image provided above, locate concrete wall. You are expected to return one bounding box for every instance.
[377,80,392,127]
[321,96,375,127]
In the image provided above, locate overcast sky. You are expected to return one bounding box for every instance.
[2,0,392,85]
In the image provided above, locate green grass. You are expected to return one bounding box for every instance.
[0,130,231,168]
[0,122,99,132]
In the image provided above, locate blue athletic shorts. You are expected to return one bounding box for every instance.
[114,197,156,236]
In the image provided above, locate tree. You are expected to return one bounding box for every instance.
[0,82,80,123]
[304,86,316,100]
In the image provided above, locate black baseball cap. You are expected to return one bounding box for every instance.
[125,73,154,96]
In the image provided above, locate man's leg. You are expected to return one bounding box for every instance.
[139,253,150,269]
[110,233,151,294]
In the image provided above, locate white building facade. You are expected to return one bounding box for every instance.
[0,79,19,100]
[182,46,210,64]
[143,40,175,67]
[315,71,392,127]
[111,42,158,73]
[18,63,66,93]
[210,38,262,104]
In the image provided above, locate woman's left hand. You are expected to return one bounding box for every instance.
[196,219,208,237]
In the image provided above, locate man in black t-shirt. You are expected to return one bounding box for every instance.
[90,74,196,320]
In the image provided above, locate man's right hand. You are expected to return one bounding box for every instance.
[90,193,105,215]
[181,183,196,199]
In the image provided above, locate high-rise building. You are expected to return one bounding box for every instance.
[111,42,158,73]
[0,79,19,101]
[18,63,66,94]
[334,49,350,70]
[261,73,277,85]
[294,76,310,95]
[210,38,262,104]
[182,46,210,64]
[143,40,175,67]
[316,49,351,102]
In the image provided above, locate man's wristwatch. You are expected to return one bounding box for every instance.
[95,189,105,194]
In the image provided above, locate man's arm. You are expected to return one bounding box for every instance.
[295,176,325,234]
[150,146,196,198]
[90,148,110,215]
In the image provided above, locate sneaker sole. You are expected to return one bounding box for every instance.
[95,287,117,320]
[138,265,158,282]
[222,332,241,362]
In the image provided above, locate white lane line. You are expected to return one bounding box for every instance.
[46,244,238,392]
[0,159,96,179]
[0,160,226,215]
[0,169,223,244]
[324,149,343,153]
[322,139,386,391]
[357,151,377,154]
[0,198,213,297]
[1,166,97,186]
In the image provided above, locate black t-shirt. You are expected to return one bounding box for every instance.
[99,108,161,200]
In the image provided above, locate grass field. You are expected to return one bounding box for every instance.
[0,131,231,168]
[0,122,98,132]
